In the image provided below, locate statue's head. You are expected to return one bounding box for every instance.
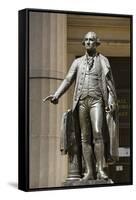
[82,32,101,50]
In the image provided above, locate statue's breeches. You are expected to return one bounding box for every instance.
[78,96,103,144]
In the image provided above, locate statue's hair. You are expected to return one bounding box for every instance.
[82,32,101,46]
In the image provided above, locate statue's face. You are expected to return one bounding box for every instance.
[84,32,96,51]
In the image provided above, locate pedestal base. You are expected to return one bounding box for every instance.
[63,178,114,186]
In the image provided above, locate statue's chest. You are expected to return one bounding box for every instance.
[78,58,102,79]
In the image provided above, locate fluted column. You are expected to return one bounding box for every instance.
[29,12,68,188]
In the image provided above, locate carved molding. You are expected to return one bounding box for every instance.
[67,15,131,28]
[68,39,130,44]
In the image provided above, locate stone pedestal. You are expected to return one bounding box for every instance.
[63,178,114,187]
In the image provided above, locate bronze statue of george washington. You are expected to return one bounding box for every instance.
[43,32,119,182]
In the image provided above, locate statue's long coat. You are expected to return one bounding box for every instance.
[57,53,119,162]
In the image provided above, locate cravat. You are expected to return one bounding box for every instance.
[87,56,94,70]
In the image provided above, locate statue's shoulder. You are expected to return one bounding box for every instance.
[99,53,110,68]
[99,53,108,61]
[75,55,85,64]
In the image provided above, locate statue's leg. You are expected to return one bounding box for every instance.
[79,99,94,180]
[90,99,108,180]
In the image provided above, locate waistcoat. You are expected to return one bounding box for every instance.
[80,59,102,100]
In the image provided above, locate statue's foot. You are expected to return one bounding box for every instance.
[81,172,94,181]
[97,170,108,180]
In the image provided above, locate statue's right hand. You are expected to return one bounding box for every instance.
[50,95,59,104]
[43,95,59,104]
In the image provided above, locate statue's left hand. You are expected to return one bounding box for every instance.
[105,103,116,114]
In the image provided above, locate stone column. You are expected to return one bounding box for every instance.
[29,12,68,188]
